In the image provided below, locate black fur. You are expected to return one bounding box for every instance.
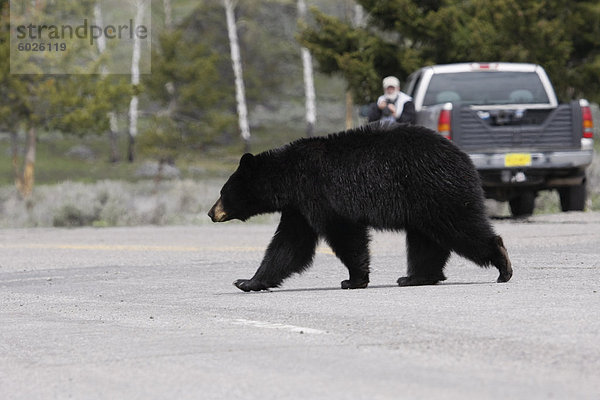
[208,123,512,291]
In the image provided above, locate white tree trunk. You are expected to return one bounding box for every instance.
[298,0,316,137]
[163,0,176,120]
[95,2,119,162]
[128,0,146,161]
[353,4,365,27]
[93,3,107,64]
[163,0,172,30]
[224,0,251,150]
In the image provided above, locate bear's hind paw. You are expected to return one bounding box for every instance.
[341,279,369,289]
[397,275,444,286]
[496,271,512,283]
[233,279,269,292]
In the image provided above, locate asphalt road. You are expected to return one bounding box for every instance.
[1,212,599,399]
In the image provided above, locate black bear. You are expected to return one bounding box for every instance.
[208,123,512,292]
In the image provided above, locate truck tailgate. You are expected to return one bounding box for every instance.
[452,101,582,151]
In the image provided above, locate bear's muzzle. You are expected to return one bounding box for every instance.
[208,198,229,222]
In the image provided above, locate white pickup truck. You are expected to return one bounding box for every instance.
[404,62,595,217]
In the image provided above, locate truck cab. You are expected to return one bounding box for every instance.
[405,62,594,216]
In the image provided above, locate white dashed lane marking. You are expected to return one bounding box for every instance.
[228,318,327,335]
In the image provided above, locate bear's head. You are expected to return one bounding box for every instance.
[208,153,263,223]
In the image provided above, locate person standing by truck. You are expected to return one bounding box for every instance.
[369,76,416,124]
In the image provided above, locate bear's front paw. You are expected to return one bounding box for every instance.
[233,279,269,292]
[341,279,369,289]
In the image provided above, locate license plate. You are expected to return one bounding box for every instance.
[504,153,532,167]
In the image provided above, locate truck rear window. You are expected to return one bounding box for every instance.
[422,71,550,106]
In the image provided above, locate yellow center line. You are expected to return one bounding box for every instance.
[0,243,335,255]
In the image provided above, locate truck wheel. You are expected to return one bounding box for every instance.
[558,181,586,212]
[509,191,535,217]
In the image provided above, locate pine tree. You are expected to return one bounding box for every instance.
[140,24,233,162]
[0,0,132,200]
[300,0,600,103]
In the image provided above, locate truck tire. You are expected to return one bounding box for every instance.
[558,181,586,212]
[509,191,535,217]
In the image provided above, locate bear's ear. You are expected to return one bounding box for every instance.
[239,153,256,169]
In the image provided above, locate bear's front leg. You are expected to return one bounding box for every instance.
[233,210,318,292]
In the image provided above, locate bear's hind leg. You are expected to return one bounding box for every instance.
[451,234,512,283]
[398,229,450,286]
[324,221,370,289]
[494,236,512,283]
[234,210,318,292]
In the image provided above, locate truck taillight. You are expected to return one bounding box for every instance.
[438,104,452,140]
[581,102,594,139]
[470,62,498,70]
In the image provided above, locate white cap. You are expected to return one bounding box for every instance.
[382,76,400,89]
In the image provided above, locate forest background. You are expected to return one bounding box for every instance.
[1,0,599,227]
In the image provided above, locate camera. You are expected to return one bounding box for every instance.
[382,99,395,116]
